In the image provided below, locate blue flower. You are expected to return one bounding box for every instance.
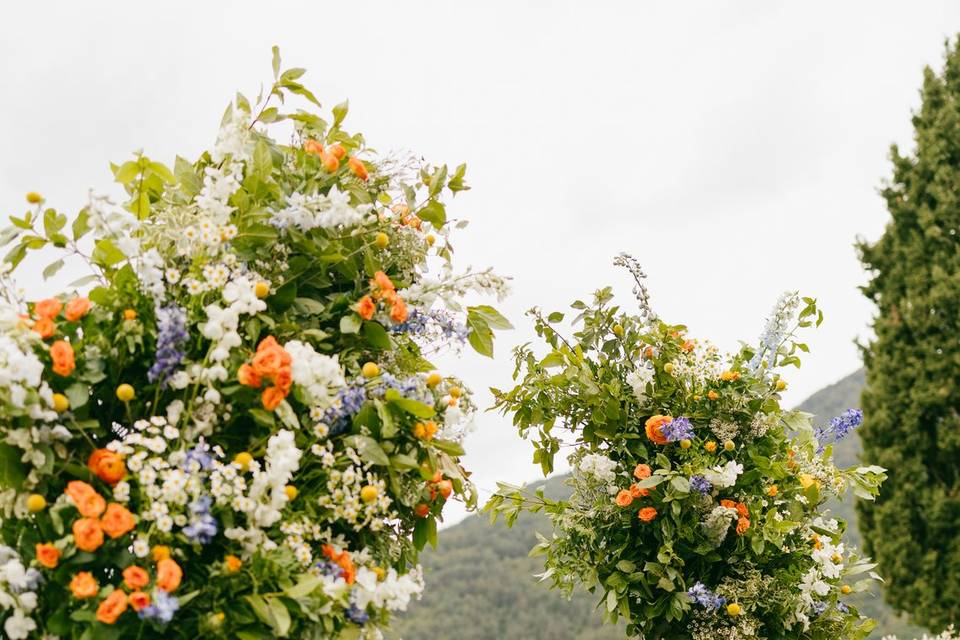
[689,475,713,495]
[662,417,694,442]
[148,305,188,388]
[391,309,469,344]
[815,409,863,452]
[321,384,368,436]
[139,590,180,624]
[811,601,828,616]
[687,582,726,612]
[345,604,369,625]
[182,495,217,544]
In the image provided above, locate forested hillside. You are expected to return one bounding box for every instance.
[392,370,926,639]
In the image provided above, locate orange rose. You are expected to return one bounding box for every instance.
[96,589,128,624]
[224,554,242,573]
[388,294,408,323]
[262,386,286,411]
[275,367,293,394]
[88,449,126,485]
[50,340,75,376]
[327,144,347,160]
[629,483,650,498]
[736,517,751,535]
[720,499,736,510]
[348,156,369,181]
[70,571,99,599]
[319,151,340,173]
[32,317,55,339]
[645,415,672,445]
[101,503,136,539]
[633,463,652,480]
[156,558,182,593]
[36,543,60,568]
[73,518,104,552]
[321,545,356,584]
[638,507,658,522]
[303,139,324,155]
[65,297,91,321]
[237,363,262,388]
[122,565,150,590]
[356,295,376,320]
[735,502,749,519]
[615,490,634,507]
[128,590,150,612]
[371,271,395,296]
[34,298,63,319]
[251,348,284,378]
[65,481,106,518]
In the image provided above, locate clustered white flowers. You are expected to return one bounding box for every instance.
[284,340,345,409]
[270,188,371,231]
[0,546,39,640]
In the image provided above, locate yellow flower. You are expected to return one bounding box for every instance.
[799,473,817,490]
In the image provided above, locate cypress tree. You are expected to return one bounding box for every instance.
[858,39,960,630]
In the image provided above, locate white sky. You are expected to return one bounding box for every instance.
[2,1,959,523]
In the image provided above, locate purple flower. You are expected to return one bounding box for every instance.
[687,582,726,612]
[662,417,694,442]
[815,409,863,452]
[690,475,712,495]
[182,495,217,544]
[391,308,468,344]
[139,589,180,624]
[345,604,369,625]
[322,384,368,436]
[148,305,188,388]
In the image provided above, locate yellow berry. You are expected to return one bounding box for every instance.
[362,362,380,378]
[679,439,692,450]
[115,384,135,402]
[254,281,270,299]
[360,485,379,503]
[426,234,436,246]
[234,452,254,471]
[374,232,389,249]
[727,603,741,616]
[776,379,787,391]
[151,545,171,562]
[26,494,46,513]
[51,393,70,413]
[612,324,624,337]
[26,192,43,204]
[448,386,462,398]
[723,439,736,452]
[705,441,717,453]
[284,485,298,500]
[841,584,852,595]
[426,372,442,388]
[663,363,675,375]
[832,553,843,564]
[373,566,386,581]
[123,309,137,320]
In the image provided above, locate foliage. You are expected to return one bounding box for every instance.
[0,48,509,639]
[856,39,960,633]
[485,259,885,639]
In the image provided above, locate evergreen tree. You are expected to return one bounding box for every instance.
[858,39,960,631]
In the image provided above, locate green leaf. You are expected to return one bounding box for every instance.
[43,208,67,236]
[285,575,322,598]
[431,439,465,456]
[332,100,349,127]
[42,259,64,280]
[92,239,126,267]
[249,409,276,429]
[362,321,392,350]
[72,209,91,240]
[386,393,436,418]
[65,383,90,410]
[468,305,513,330]
[0,443,26,489]
[418,201,446,228]
[345,435,390,466]
[339,314,362,334]
[271,46,281,79]
[375,400,396,438]
[268,598,291,637]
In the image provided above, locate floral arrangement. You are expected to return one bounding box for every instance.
[0,49,509,640]
[486,255,886,640]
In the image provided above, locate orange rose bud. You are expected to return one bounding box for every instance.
[101,503,136,539]
[645,415,672,445]
[388,295,408,323]
[320,151,340,173]
[356,295,376,320]
[32,317,55,339]
[96,588,128,625]
[50,339,76,376]
[633,463,652,480]
[70,571,99,599]
[638,507,658,522]
[348,156,369,181]
[34,298,63,319]
[128,590,150,612]
[123,565,150,590]
[156,558,183,593]
[88,449,126,485]
[65,297,91,321]
[73,518,104,552]
[767,485,778,497]
[707,390,719,401]
[328,144,347,160]
[615,490,634,507]
[36,543,61,569]
[225,555,242,573]
[123,309,138,320]
[371,271,395,295]
[303,139,324,155]
[629,483,648,498]
[736,517,751,535]
[237,363,262,388]
[735,502,749,519]
[720,499,736,509]
[65,481,106,518]
[262,386,286,411]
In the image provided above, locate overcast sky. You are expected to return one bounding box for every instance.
[3,1,960,523]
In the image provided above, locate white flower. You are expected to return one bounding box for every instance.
[3,608,36,640]
[701,461,743,489]
[270,188,367,231]
[576,453,618,484]
[284,340,345,410]
[132,538,150,558]
[625,366,654,403]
